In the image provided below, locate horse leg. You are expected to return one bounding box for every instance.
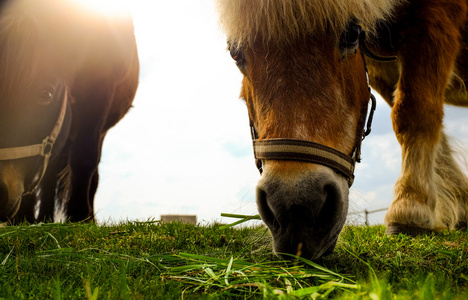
[65,130,104,222]
[433,134,468,229]
[444,32,468,108]
[64,78,113,222]
[367,59,399,105]
[66,115,108,222]
[387,128,468,233]
[369,61,468,232]
[384,2,467,234]
[432,36,468,228]
[369,60,441,233]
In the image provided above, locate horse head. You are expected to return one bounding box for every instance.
[0,0,83,221]
[217,0,397,259]
[0,81,71,221]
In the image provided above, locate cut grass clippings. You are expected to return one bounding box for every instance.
[219,213,261,229]
[163,252,359,298]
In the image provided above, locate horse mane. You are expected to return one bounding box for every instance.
[216,0,404,47]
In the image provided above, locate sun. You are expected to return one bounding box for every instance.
[72,0,132,17]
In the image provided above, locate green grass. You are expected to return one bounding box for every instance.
[0,220,468,299]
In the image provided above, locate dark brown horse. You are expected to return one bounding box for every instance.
[216,0,468,259]
[0,0,139,223]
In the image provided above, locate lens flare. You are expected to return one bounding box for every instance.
[72,0,132,17]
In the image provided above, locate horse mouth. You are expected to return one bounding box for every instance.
[271,221,344,259]
[259,196,345,259]
[256,168,349,259]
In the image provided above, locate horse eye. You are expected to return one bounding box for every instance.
[38,87,55,104]
[229,46,246,67]
[339,24,361,51]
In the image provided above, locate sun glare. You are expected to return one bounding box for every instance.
[72,0,132,17]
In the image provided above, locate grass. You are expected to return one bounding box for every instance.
[0,219,468,299]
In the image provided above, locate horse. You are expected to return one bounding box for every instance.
[0,0,139,223]
[216,0,468,259]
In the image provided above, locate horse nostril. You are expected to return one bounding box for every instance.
[308,181,346,228]
[257,172,346,229]
[256,186,276,225]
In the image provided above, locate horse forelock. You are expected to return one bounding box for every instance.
[0,0,88,101]
[0,16,46,99]
[216,0,404,48]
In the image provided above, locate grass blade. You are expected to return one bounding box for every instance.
[224,256,234,285]
[219,213,261,229]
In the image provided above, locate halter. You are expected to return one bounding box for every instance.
[250,45,388,187]
[0,88,68,193]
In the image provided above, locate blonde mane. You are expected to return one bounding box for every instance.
[216,0,403,47]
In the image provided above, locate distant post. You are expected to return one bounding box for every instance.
[160,215,197,225]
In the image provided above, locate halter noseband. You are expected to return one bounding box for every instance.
[250,46,384,187]
[251,93,376,186]
[0,88,68,193]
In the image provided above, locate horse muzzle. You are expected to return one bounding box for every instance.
[256,162,349,259]
[0,162,25,221]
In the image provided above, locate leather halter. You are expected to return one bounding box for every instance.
[251,93,376,187]
[0,88,68,193]
[251,49,381,187]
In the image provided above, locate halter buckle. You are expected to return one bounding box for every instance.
[41,137,54,157]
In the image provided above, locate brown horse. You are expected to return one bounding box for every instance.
[0,0,139,223]
[216,0,468,259]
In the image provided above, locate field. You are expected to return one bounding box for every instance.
[1,220,468,299]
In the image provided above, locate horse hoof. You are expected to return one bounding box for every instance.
[385,223,433,236]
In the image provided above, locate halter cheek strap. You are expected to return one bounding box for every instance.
[0,88,68,193]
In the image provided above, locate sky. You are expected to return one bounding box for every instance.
[92,0,468,226]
